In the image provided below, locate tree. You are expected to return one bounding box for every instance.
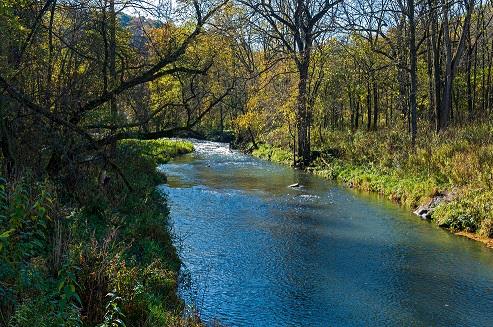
[0,0,228,181]
[239,0,342,166]
[437,0,475,130]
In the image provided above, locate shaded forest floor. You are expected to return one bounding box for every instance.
[1,139,198,326]
[251,123,493,246]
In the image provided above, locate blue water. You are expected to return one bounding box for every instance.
[158,140,493,326]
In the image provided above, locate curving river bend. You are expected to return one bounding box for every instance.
[158,140,493,326]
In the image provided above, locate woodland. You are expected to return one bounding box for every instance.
[1,0,493,325]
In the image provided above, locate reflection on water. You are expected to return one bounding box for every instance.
[158,140,493,327]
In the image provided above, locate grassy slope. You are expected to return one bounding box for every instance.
[252,125,493,243]
[1,139,197,326]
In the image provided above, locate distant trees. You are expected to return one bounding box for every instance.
[2,0,493,177]
[328,0,490,137]
[227,0,493,158]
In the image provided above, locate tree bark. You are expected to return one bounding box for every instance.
[366,78,372,130]
[438,0,474,130]
[296,58,311,167]
[372,78,379,130]
[409,0,418,145]
[109,0,118,154]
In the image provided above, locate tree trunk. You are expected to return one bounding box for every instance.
[348,86,354,130]
[430,0,442,130]
[355,98,360,130]
[438,0,473,130]
[296,58,311,167]
[466,33,473,119]
[409,0,418,145]
[372,78,378,130]
[472,36,478,118]
[426,28,435,122]
[109,0,118,154]
[486,39,493,113]
[366,78,372,130]
[0,115,15,175]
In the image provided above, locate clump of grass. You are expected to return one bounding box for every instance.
[119,139,194,165]
[433,189,493,236]
[252,144,293,166]
[313,159,439,208]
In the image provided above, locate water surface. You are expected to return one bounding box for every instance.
[158,140,493,326]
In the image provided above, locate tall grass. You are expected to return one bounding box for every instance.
[312,123,493,237]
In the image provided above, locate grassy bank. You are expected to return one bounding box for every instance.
[252,144,293,166]
[1,139,195,326]
[251,124,493,243]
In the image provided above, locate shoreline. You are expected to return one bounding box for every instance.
[314,165,493,249]
[249,144,493,249]
[0,138,196,325]
[455,231,493,248]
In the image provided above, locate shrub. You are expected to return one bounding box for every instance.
[252,144,293,165]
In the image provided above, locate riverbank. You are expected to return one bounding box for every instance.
[250,125,493,247]
[0,139,197,326]
[161,139,493,326]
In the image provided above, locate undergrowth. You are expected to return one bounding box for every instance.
[0,139,197,326]
[252,144,293,166]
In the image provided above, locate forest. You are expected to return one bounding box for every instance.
[1,0,493,325]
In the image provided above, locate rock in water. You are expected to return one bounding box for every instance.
[413,191,456,220]
[414,206,432,220]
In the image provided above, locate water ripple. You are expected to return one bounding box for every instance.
[160,140,493,327]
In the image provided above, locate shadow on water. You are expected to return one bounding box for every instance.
[159,140,493,327]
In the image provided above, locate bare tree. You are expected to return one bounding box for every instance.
[239,0,342,166]
[438,0,475,130]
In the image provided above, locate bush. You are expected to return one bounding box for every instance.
[433,189,493,235]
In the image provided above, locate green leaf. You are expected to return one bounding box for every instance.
[0,229,15,239]
[58,281,65,292]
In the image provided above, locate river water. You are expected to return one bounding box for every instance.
[158,140,493,326]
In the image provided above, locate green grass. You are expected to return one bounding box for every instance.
[119,139,194,165]
[252,144,293,166]
[433,189,493,236]
[312,159,440,208]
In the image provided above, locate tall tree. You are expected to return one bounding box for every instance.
[438,0,475,130]
[240,0,342,166]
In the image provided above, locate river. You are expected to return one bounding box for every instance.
[158,140,493,326]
